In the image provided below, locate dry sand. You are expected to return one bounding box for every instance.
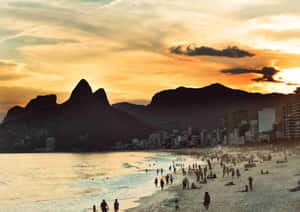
[127,145,300,212]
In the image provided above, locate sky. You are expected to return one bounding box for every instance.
[1,0,300,118]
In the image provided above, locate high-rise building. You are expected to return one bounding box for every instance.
[283,103,300,139]
[283,87,300,139]
[258,108,276,133]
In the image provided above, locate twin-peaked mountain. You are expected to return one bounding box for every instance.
[2,80,297,151]
[2,79,151,151]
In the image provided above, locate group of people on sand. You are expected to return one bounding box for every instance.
[93,199,119,212]
[154,173,174,190]
[222,164,241,179]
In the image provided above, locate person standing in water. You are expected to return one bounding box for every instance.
[203,192,211,210]
[114,199,119,212]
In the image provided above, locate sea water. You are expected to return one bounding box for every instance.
[0,152,194,212]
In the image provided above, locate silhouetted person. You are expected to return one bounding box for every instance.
[160,178,165,190]
[114,199,119,212]
[175,198,180,210]
[101,200,108,212]
[248,177,253,191]
[93,205,96,212]
[166,174,170,184]
[154,177,158,187]
[161,168,163,175]
[204,166,207,178]
[203,192,211,210]
[236,169,241,179]
[170,174,173,184]
[157,168,159,175]
[207,159,212,170]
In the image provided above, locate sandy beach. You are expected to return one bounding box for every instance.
[127,144,300,212]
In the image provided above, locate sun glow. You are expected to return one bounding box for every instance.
[274,68,300,85]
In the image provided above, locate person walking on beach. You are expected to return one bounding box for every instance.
[160,178,165,190]
[236,169,241,179]
[114,199,119,212]
[248,177,253,191]
[223,166,226,178]
[166,174,170,184]
[93,205,96,212]
[170,174,173,184]
[203,192,211,210]
[207,159,212,170]
[161,168,164,175]
[175,198,180,210]
[157,168,159,175]
[154,177,158,187]
[231,168,235,179]
[100,200,109,212]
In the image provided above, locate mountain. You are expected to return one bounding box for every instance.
[113,83,295,129]
[1,79,152,151]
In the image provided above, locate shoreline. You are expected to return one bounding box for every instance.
[126,145,300,212]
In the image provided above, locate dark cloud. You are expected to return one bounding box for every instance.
[170,45,254,58]
[221,66,282,83]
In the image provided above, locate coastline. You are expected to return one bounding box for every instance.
[126,145,300,212]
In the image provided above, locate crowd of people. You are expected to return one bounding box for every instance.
[90,146,292,211]
[149,153,261,211]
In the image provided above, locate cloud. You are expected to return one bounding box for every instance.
[253,29,300,41]
[238,0,300,20]
[170,45,254,58]
[221,66,282,83]
[0,60,29,81]
[0,61,18,70]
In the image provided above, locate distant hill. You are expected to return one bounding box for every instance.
[1,79,152,151]
[1,81,297,152]
[113,83,295,129]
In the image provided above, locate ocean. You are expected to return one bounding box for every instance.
[0,151,190,212]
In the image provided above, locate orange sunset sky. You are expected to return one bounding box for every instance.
[1,0,300,118]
